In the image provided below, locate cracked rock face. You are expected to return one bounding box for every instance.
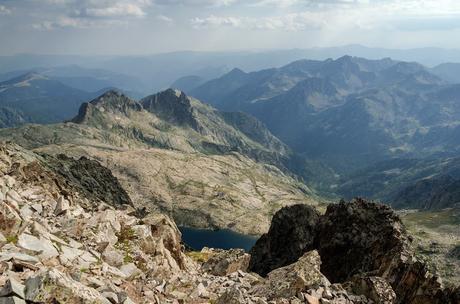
[317,198,412,283]
[248,204,320,276]
[249,198,460,304]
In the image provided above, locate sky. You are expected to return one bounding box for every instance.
[1,0,460,55]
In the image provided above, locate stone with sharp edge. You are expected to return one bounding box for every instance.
[0,278,25,299]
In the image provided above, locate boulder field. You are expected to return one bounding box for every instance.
[0,143,458,303]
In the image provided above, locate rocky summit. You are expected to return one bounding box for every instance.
[0,143,458,303]
[249,198,460,303]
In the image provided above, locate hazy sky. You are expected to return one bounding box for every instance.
[1,0,460,55]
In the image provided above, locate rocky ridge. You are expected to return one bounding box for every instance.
[249,198,460,303]
[0,89,320,235]
[0,144,459,303]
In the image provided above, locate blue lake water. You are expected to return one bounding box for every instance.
[179,227,258,252]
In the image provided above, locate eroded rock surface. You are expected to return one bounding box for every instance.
[248,204,320,276]
[249,198,460,304]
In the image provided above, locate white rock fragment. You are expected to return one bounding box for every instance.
[0,252,40,264]
[30,204,43,214]
[120,263,141,280]
[102,246,124,267]
[19,206,33,220]
[54,196,70,216]
[0,278,25,299]
[4,175,16,188]
[0,232,6,246]
[6,190,22,209]
[17,233,59,260]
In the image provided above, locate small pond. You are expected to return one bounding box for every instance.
[179,227,258,252]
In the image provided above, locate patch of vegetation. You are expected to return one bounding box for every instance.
[402,210,460,229]
[186,251,212,263]
[5,235,18,244]
[116,225,137,243]
[115,224,137,264]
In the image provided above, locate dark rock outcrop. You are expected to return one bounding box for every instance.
[317,198,412,283]
[40,153,132,207]
[248,204,320,276]
[141,89,200,131]
[249,198,460,304]
[72,90,142,124]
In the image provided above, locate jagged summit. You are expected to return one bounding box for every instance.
[66,88,290,162]
[72,89,142,124]
[141,89,198,129]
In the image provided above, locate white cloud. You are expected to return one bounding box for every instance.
[0,5,12,15]
[191,15,242,28]
[31,0,153,30]
[157,15,174,23]
[155,0,237,7]
[191,12,331,31]
[74,3,147,18]
[32,16,124,30]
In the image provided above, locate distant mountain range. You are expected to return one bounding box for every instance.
[190,56,460,171]
[3,45,460,94]
[1,54,460,211]
[185,55,460,210]
[0,72,98,127]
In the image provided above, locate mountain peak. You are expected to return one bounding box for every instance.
[224,68,247,79]
[229,67,245,74]
[140,89,199,129]
[337,55,353,61]
[162,88,185,99]
[1,72,48,87]
[72,89,142,124]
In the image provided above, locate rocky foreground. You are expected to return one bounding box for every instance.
[0,143,459,304]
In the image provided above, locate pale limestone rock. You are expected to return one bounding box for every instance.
[102,245,124,267]
[30,204,42,214]
[0,203,22,237]
[19,206,33,220]
[197,282,209,298]
[217,287,246,304]
[93,223,119,247]
[305,294,320,304]
[120,263,141,280]
[59,245,91,267]
[17,233,59,260]
[252,251,328,300]
[25,268,111,304]
[4,175,15,188]
[102,263,127,278]
[6,190,22,207]
[54,196,70,216]
[101,291,118,303]
[0,252,40,264]
[0,278,25,299]
[0,232,6,247]
[132,225,151,239]
[202,248,250,276]
[123,298,135,304]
